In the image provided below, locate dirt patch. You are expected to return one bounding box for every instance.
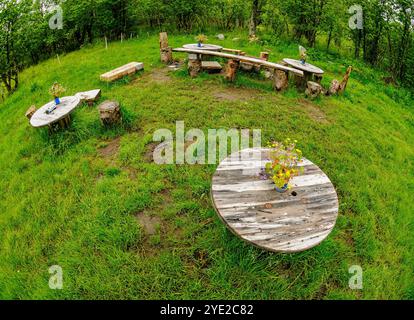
[212,87,260,102]
[297,99,329,124]
[150,68,171,83]
[135,213,161,235]
[143,142,158,163]
[99,137,121,158]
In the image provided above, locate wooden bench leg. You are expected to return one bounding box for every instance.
[188,54,202,78]
[274,70,289,91]
[225,59,239,82]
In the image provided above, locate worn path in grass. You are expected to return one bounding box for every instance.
[0,34,413,299]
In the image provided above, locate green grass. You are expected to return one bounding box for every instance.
[0,32,414,300]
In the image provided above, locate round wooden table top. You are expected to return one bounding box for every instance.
[183,44,223,52]
[283,58,324,75]
[211,148,339,253]
[30,96,81,128]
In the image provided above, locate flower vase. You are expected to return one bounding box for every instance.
[275,183,289,193]
[54,97,61,105]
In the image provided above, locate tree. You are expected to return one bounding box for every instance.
[0,0,31,93]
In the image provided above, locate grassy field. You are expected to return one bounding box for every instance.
[0,33,413,300]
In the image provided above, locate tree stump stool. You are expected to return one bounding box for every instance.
[188,54,202,78]
[99,100,122,126]
[25,106,37,120]
[305,81,324,99]
[225,59,240,82]
[274,70,289,91]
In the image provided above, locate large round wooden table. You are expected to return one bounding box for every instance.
[283,58,324,89]
[30,96,81,128]
[211,148,339,253]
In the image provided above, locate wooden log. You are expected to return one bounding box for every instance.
[225,59,239,82]
[100,62,144,82]
[274,70,289,91]
[160,32,173,64]
[25,105,37,120]
[159,32,169,49]
[188,54,202,78]
[172,48,304,76]
[99,100,122,126]
[328,80,340,96]
[260,52,269,61]
[305,81,324,99]
[75,89,101,106]
[338,66,352,94]
[222,48,242,55]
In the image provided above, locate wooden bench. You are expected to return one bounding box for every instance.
[172,48,303,91]
[201,61,222,73]
[100,62,144,82]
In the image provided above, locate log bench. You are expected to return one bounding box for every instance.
[172,48,304,91]
[100,62,144,82]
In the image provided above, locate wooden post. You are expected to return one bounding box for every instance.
[25,105,37,120]
[274,70,289,91]
[188,54,202,78]
[225,59,239,82]
[260,52,269,61]
[338,66,352,94]
[160,32,173,64]
[328,66,352,95]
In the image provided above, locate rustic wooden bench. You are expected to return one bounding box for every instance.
[172,48,303,91]
[100,62,144,82]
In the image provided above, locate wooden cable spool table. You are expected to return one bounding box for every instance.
[211,148,339,253]
[283,58,324,90]
[183,44,223,52]
[30,96,81,130]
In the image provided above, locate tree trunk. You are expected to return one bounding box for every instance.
[249,0,260,37]
[188,54,202,78]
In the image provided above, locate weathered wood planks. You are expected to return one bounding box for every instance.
[173,48,304,76]
[75,89,101,105]
[201,61,223,71]
[100,62,144,82]
[211,148,339,253]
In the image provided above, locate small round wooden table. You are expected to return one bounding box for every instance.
[183,44,223,52]
[211,148,339,253]
[30,96,81,129]
[283,58,324,90]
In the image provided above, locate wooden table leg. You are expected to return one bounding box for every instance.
[295,71,312,91]
[274,70,289,91]
[188,54,202,78]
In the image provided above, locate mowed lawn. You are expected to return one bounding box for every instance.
[0,34,413,300]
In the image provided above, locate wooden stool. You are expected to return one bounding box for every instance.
[99,100,121,126]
